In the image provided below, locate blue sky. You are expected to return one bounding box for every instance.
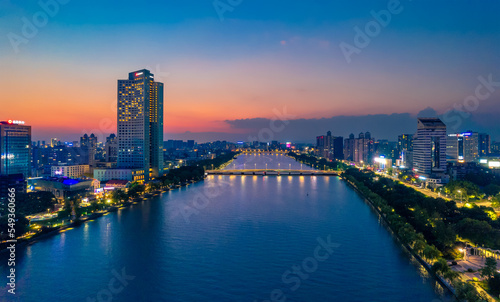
[1,0,499,142]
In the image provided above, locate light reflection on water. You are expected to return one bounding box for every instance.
[0,155,453,302]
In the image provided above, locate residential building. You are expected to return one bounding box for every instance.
[344,132,373,163]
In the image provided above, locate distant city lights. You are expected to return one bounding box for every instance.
[489,161,500,168]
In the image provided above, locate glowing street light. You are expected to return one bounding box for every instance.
[457,190,463,203]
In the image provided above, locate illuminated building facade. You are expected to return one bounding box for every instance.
[117,69,164,181]
[413,118,447,179]
[93,168,144,183]
[0,120,31,178]
[397,134,413,168]
[447,131,479,163]
[51,164,90,178]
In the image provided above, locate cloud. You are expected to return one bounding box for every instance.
[169,107,500,143]
[416,107,438,118]
[223,113,417,143]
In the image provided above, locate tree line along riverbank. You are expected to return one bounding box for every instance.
[342,168,499,301]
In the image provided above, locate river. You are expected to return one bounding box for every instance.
[0,154,452,301]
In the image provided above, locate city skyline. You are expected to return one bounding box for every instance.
[2,1,500,142]
[3,2,500,300]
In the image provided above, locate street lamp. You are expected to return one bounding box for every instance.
[266,163,268,171]
[459,246,468,261]
[289,164,291,171]
[458,190,463,203]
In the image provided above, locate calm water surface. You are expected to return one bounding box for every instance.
[0,155,452,301]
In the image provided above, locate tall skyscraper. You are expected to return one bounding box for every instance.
[413,118,447,179]
[117,69,164,181]
[0,120,31,178]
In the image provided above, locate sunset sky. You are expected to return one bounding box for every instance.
[1,0,499,142]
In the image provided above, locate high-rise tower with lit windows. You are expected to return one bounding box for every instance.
[117,69,164,181]
[413,118,447,179]
[0,120,31,178]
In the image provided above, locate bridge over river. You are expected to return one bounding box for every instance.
[206,169,339,176]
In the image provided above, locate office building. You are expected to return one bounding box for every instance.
[413,118,447,180]
[117,69,164,181]
[0,120,31,178]
[447,131,480,163]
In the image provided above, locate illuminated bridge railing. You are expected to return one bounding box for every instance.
[206,169,339,176]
